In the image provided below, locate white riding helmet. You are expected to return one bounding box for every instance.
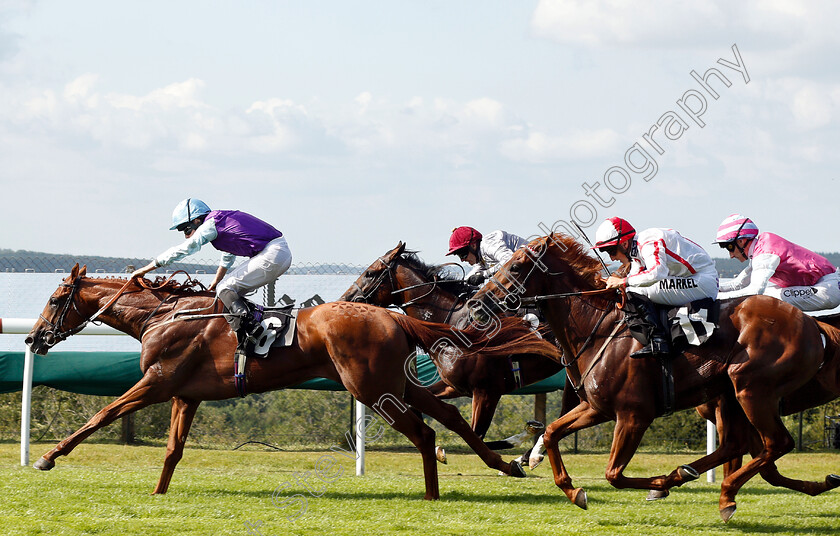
[170,198,211,230]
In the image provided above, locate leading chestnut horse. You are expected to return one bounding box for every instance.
[471,234,840,521]
[25,264,562,499]
[340,242,564,440]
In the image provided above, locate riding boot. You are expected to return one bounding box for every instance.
[623,293,671,359]
[225,298,259,347]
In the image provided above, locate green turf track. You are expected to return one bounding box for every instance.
[1,443,838,535]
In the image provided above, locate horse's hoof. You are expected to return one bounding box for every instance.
[826,474,840,488]
[720,505,737,523]
[529,454,544,470]
[678,465,700,481]
[33,457,55,471]
[573,488,588,510]
[525,420,545,435]
[646,489,670,501]
[435,446,447,465]
[509,460,526,478]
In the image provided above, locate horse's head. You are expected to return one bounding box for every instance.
[341,242,407,305]
[470,233,605,321]
[25,263,91,355]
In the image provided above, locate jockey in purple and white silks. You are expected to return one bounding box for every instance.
[713,214,840,311]
[131,198,292,351]
[592,217,718,358]
[446,226,527,286]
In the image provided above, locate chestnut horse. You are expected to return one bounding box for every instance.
[340,242,564,440]
[25,264,563,499]
[471,234,840,521]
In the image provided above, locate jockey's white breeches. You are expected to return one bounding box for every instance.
[764,270,840,312]
[216,236,292,306]
[627,268,718,306]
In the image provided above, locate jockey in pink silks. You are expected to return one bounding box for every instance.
[713,214,840,312]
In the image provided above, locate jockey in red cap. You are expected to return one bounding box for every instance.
[713,214,840,311]
[592,217,718,358]
[447,226,527,286]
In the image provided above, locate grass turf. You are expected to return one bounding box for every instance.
[1,442,839,535]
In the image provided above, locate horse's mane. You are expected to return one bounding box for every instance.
[400,251,473,295]
[86,275,210,295]
[544,233,606,289]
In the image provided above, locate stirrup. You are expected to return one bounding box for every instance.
[631,338,670,359]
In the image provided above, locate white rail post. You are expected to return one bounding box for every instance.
[20,346,35,466]
[706,419,716,483]
[355,399,365,476]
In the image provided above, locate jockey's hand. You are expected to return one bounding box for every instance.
[467,272,486,286]
[605,275,626,289]
[130,263,155,280]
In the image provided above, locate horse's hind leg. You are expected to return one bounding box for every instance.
[152,397,201,495]
[744,426,840,496]
[648,394,751,500]
[404,383,518,476]
[34,374,171,470]
[469,389,501,440]
[718,403,795,522]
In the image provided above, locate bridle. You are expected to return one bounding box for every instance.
[37,271,198,348]
[350,255,468,323]
[38,277,134,347]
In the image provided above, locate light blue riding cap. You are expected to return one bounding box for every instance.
[170,198,212,229]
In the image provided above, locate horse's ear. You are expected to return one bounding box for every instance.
[79,265,87,278]
[387,242,406,259]
[70,263,80,278]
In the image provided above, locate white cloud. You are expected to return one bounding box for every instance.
[531,0,840,55]
[500,128,622,162]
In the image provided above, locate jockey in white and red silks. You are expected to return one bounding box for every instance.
[713,214,840,311]
[592,217,718,358]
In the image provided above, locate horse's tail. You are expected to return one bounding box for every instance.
[387,312,562,362]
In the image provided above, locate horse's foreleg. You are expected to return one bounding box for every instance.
[426,380,461,400]
[405,384,518,476]
[152,397,201,495]
[36,376,170,469]
[543,401,608,509]
[375,395,439,500]
[602,412,658,492]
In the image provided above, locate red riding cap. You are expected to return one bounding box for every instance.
[447,226,483,255]
[592,217,636,249]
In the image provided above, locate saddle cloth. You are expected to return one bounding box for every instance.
[250,303,297,355]
[669,298,719,347]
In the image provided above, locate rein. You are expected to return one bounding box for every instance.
[40,270,206,345]
[521,287,618,305]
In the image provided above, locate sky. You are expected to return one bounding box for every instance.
[2,1,840,267]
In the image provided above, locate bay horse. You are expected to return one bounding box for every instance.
[25,264,563,499]
[470,234,840,521]
[340,242,564,440]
